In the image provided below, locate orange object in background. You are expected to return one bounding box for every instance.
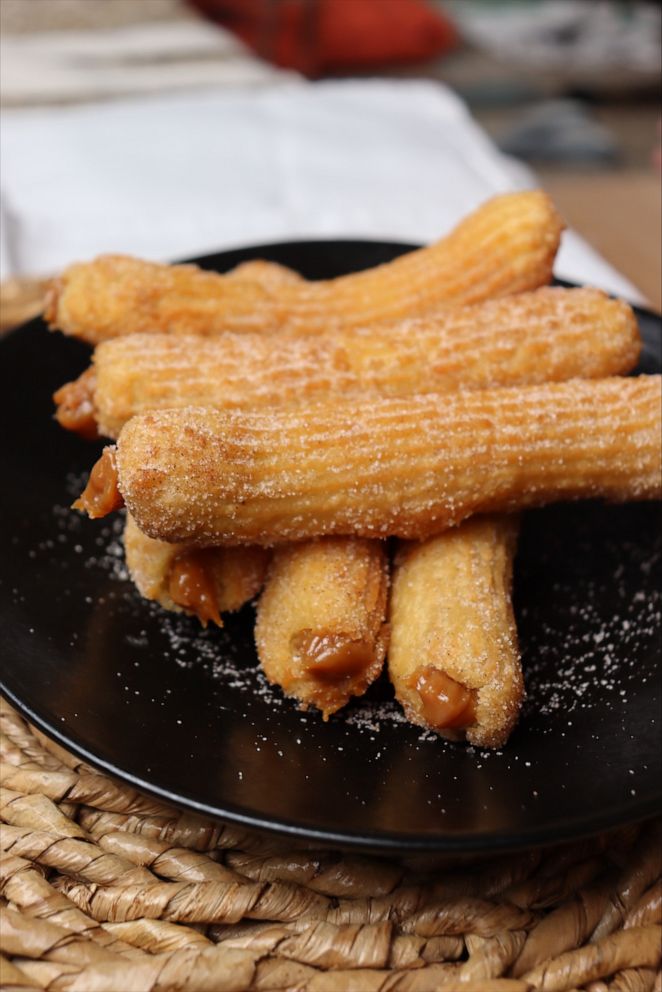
[188,0,457,75]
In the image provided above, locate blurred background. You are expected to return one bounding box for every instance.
[1,0,660,329]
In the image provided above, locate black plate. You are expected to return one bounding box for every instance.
[1,240,661,854]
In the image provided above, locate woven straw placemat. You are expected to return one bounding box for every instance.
[0,699,660,992]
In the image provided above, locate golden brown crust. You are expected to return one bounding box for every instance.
[255,538,389,717]
[123,513,269,622]
[107,376,662,546]
[57,287,639,439]
[389,516,523,749]
[46,192,563,344]
[225,259,304,287]
[53,367,99,438]
[72,446,124,518]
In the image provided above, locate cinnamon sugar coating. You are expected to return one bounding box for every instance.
[57,287,639,439]
[107,376,662,546]
[123,513,269,622]
[45,191,563,344]
[389,516,523,748]
[255,538,389,718]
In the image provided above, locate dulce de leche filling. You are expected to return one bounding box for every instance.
[410,666,477,731]
[168,549,222,627]
[53,368,99,439]
[291,629,373,683]
[73,447,124,518]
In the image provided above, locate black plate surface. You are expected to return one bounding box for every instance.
[1,240,661,853]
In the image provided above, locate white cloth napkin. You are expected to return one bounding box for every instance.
[0,76,643,301]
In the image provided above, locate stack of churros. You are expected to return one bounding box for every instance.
[48,191,662,748]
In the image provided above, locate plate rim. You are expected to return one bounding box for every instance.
[3,680,661,855]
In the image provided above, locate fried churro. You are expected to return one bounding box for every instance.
[123,514,269,627]
[45,191,563,344]
[389,516,522,748]
[76,376,662,544]
[225,259,304,287]
[255,538,389,718]
[54,288,639,440]
[52,256,304,441]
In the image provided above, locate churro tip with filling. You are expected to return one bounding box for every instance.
[123,514,270,627]
[53,367,99,439]
[168,550,223,627]
[292,626,390,721]
[405,667,478,733]
[255,538,389,719]
[389,516,523,749]
[72,446,124,518]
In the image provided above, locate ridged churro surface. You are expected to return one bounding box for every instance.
[255,538,389,718]
[124,513,269,624]
[57,287,639,439]
[225,259,303,287]
[109,376,662,546]
[45,192,563,343]
[389,516,522,749]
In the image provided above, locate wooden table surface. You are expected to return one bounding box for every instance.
[540,168,662,313]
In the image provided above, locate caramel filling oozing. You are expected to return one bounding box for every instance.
[73,447,124,518]
[292,629,373,684]
[53,368,99,439]
[168,549,222,627]
[410,666,477,731]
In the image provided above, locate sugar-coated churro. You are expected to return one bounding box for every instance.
[53,258,302,440]
[225,259,304,287]
[123,513,269,627]
[45,191,563,343]
[54,288,639,440]
[76,376,662,545]
[389,516,522,748]
[255,538,389,718]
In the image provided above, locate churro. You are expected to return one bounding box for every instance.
[76,376,661,544]
[255,538,389,717]
[45,191,563,343]
[389,516,522,748]
[53,258,302,440]
[124,513,269,627]
[225,259,303,287]
[54,288,639,440]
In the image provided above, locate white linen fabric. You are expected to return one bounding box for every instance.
[0,75,642,300]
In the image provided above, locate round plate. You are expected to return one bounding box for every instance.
[1,240,660,854]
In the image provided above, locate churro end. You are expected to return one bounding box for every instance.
[409,666,477,732]
[168,549,223,628]
[292,629,374,684]
[73,447,124,518]
[53,369,99,439]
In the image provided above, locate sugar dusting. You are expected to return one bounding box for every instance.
[47,478,449,744]
[523,582,660,718]
[45,481,661,758]
[520,527,661,723]
[55,471,129,580]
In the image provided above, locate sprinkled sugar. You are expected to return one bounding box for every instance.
[41,487,661,752]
